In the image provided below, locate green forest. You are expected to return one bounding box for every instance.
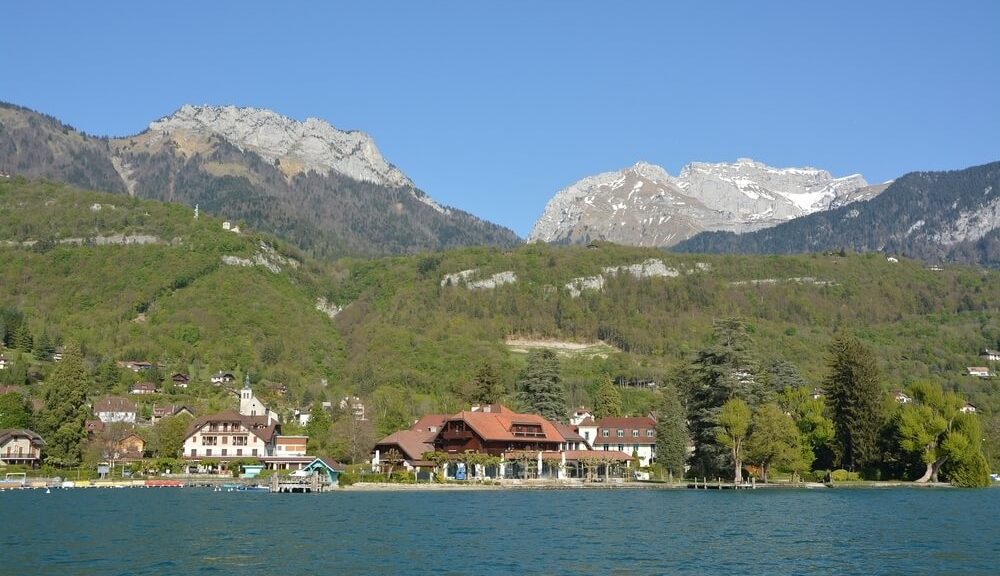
[1,178,999,481]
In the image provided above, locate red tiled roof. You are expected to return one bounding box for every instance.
[410,414,448,433]
[595,416,657,428]
[185,410,277,443]
[553,422,586,443]
[375,428,438,461]
[94,396,137,414]
[594,416,657,445]
[446,407,564,444]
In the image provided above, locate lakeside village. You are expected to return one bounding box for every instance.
[1,342,996,492]
[1,366,665,491]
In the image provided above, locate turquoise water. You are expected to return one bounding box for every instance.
[2,487,998,575]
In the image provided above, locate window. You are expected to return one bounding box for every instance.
[632,430,639,438]
[647,430,654,437]
[190,449,196,457]
[206,448,212,456]
[221,449,227,457]
[618,444,624,452]
[617,430,624,438]
[602,430,609,437]
[584,431,590,441]
[222,436,228,445]
[252,449,258,456]
[237,449,243,456]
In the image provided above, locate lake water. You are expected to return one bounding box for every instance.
[2,487,998,575]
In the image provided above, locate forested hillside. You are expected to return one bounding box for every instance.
[0,179,344,403]
[3,178,1000,469]
[675,161,1000,267]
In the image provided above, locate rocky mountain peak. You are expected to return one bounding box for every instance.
[529,158,879,247]
[147,104,412,187]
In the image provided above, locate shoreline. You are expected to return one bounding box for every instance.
[1,478,968,492]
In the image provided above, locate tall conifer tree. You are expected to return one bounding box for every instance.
[824,334,882,472]
[517,349,566,422]
[655,383,688,479]
[37,342,88,465]
[592,376,623,419]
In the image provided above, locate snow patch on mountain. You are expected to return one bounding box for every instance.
[530,159,877,247]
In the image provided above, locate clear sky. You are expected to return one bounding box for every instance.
[2,1,998,236]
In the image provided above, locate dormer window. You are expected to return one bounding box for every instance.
[602,430,609,437]
[617,430,624,438]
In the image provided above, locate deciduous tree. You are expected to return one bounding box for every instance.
[0,391,31,429]
[896,382,963,483]
[716,398,751,483]
[747,403,807,483]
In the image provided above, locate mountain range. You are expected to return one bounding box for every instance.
[0,102,519,259]
[529,159,888,247]
[4,101,999,268]
[675,161,1000,267]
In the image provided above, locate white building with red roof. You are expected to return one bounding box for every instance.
[593,416,657,466]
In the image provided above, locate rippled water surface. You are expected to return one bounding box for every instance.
[2,487,998,575]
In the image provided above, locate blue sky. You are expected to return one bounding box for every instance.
[2,1,998,236]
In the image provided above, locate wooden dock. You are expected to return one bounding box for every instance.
[685,478,757,490]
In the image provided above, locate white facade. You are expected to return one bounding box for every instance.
[339,396,366,421]
[183,418,272,459]
[275,436,308,457]
[569,408,594,425]
[239,383,279,424]
[593,418,658,467]
[97,410,136,424]
[577,423,598,447]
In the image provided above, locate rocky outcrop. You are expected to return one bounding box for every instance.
[565,258,694,297]
[146,105,411,187]
[441,269,517,290]
[530,159,876,247]
[222,242,299,274]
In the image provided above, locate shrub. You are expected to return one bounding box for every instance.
[830,469,860,482]
[338,471,358,487]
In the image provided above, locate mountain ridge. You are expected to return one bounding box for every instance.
[673,160,1000,267]
[529,158,883,247]
[0,102,520,259]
